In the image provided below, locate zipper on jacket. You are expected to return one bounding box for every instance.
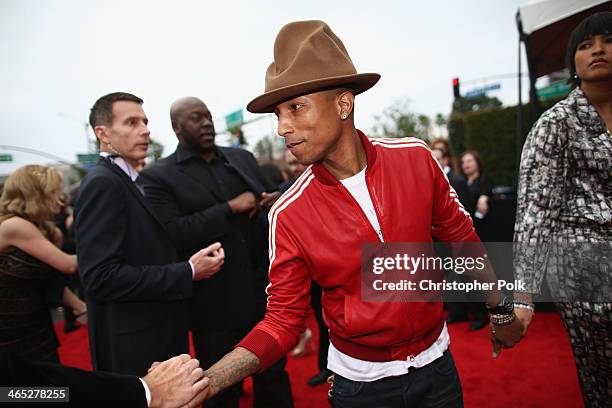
[337,169,385,243]
[365,170,385,242]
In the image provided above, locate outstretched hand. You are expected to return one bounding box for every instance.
[144,354,209,408]
[260,191,281,211]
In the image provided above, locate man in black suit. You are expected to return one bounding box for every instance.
[1,348,208,408]
[140,97,292,408]
[75,92,225,376]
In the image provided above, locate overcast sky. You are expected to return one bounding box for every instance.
[0,0,531,173]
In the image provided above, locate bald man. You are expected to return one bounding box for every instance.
[139,97,293,408]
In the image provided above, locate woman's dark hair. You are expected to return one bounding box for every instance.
[460,150,484,175]
[566,12,612,87]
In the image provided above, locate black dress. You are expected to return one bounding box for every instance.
[0,248,64,362]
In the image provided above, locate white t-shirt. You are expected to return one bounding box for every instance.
[328,166,450,382]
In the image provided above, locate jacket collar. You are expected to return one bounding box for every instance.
[173,143,265,199]
[568,87,608,134]
[312,129,377,186]
[175,143,225,164]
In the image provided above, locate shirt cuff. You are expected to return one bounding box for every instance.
[139,378,151,407]
[188,260,195,279]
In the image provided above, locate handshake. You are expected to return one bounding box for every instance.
[143,354,212,408]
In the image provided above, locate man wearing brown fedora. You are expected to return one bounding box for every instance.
[197,20,526,407]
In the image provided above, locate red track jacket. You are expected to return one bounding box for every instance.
[238,131,481,370]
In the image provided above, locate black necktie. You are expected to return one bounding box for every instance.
[134,176,145,196]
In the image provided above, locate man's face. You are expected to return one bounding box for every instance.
[284,148,306,178]
[175,100,216,155]
[432,148,449,167]
[432,148,444,166]
[98,101,150,165]
[274,90,344,166]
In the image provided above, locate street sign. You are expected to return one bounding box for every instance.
[77,153,99,164]
[0,154,13,162]
[464,83,501,99]
[225,109,244,130]
[537,81,571,100]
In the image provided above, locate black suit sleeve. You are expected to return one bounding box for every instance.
[140,168,233,249]
[0,349,146,408]
[480,175,494,197]
[75,174,192,303]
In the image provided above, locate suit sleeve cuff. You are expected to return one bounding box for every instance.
[139,378,151,407]
[236,328,285,372]
[188,260,195,279]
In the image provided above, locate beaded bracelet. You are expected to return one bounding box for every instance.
[513,301,535,312]
[490,313,516,326]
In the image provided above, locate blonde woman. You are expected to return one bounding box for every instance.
[0,165,85,362]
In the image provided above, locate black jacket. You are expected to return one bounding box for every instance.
[0,348,146,407]
[140,145,270,330]
[74,158,192,376]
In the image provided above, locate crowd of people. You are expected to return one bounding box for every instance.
[1,11,610,408]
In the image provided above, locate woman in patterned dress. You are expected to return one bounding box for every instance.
[514,12,612,408]
[0,165,85,362]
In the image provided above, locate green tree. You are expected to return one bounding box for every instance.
[254,136,275,161]
[148,138,164,161]
[372,99,431,141]
[435,113,447,127]
[452,95,502,114]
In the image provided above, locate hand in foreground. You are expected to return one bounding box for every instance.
[476,195,489,217]
[490,316,525,358]
[260,191,280,211]
[514,307,534,337]
[143,354,209,408]
[190,242,225,281]
[228,191,258,217]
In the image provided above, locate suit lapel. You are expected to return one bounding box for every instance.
[99,159,166,228]
[176,158,226,203]
[221,148,264,196]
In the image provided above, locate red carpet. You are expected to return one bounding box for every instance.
[56,312,583,408]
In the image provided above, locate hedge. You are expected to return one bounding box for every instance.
[449,99,561,188]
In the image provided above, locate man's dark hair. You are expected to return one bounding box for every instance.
[89,92,143,129]
[566,12,612,88]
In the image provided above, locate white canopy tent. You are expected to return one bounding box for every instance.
[514,0,611,160]
[517,0,611,78]
[519,0,609,35]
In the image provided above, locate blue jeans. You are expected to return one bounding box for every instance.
[329,350,463,408]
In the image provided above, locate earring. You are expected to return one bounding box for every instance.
[341,114,347,119]
[573,73,578,79]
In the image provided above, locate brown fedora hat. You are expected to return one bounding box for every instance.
[247,20,380,113]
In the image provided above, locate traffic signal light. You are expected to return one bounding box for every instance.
[452,77,460,99]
